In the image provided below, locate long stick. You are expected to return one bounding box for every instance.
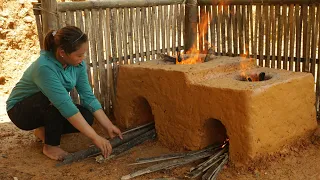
[56,123,155,167]
[130,144,221,165]
[121,150,215,180]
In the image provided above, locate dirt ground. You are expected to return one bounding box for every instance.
[1,1,320,180]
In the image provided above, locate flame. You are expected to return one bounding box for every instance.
[176,10,210,64]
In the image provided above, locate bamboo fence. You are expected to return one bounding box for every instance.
[34,0,320,115]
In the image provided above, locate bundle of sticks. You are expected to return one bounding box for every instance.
[56,122,156,167]
[121,141,229,180]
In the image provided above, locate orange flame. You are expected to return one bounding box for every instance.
[176,11,210,64]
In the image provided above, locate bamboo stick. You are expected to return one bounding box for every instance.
[76,10,84,30]
[166,5,170,54]
[181,4,185,49]
[124,8,129,64]
[245,5,249,57]
[177,4,182,52]
[135,7,141,61]
[144,7,150,61]
[97,9,106,107]
[258,5,263,66]
[238,5,243,56]
[265,5,271,68]
[310,4,317,76]
[217,5,222,55]
[276,5,282,69]
[129,8,134,64]
[141,7,146,61]
[199,6,205,53]
[227,6,232,56]
[249,5,253,58]
[205,5,209,52]
[150,6,156,60]
[316,4,320,108]
[302,4,309,72]
[156,6,161,56]
[271,5,276,68]
[41,0,58,36]
[198,0,319,5]
[289,4,295,71]
[296,4,302,72]
[104,8,112,115]
[221,5,227,55]
[90,9,100,100]
[305,4,311,72]
[211,5,217,52]
[283,5,289,70]
[110,8,118,96]
[254,5,260,60]
[84,9,92,87]
[118,8,124,64]
[161,6,166,53]
[58,0,184,11]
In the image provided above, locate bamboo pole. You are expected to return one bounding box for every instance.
[265,5,270,68]
[177,4,182,51]
[140,7,146,61]
[310,4,316,76]
[283,5,289,70]
[144,7,150,61]
[41,0,58,38]
[305,4,311,72]
[117,9,124,64]
[150,6,156,59]
[84,9,92,87]
[238,5,243,56]
[276,5,282,69]
[249,5,253,58]
[166,5,171,54]
[317,4,320,109]
[204,5,209,52]
[156,6,161,56]
[289,4,295,71]
[129,8,134,63]
[217,5,222,55]
[90,9,100,101]
[58,0,184,11]
[245,5,249,57]
[160,6,166,53]
[254,5,259,60]
[221,5,227,55]
[199,6,205,53]
[135,7,141,61]
[97,9,106,108]
[295,4,302,72]
[271,5,276,68]
[232,5,237,56]
[258,5,263,66]
[211,5,217,52]
[124,8,129,64]
[198,0,319,5]
[185,0,198,51]
[302,4,309,72]
[32,2,43,49]
[227,6,232,56]
[104,8,112,115]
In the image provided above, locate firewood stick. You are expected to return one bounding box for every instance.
[101,129,156,161]
[56,122,155,167]
[187,146,228,179]
[121,150,215,180]
[130,144,221,165]
[202,153,229,180]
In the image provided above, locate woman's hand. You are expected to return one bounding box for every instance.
[92,135,112,158]
[106,124,123,139]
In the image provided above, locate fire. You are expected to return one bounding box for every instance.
[176,10,210,64]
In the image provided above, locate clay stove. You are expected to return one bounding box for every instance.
[113,55,317,165]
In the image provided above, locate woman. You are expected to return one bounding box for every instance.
[6,26,122,161]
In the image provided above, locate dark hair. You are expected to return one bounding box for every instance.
[43,26,88,54]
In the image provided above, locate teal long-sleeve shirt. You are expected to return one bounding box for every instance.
[6,50,102,118]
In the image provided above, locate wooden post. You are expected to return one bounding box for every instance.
[184,0,198,52]
[41,0,58,41]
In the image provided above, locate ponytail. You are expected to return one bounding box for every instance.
[43,30,56,51]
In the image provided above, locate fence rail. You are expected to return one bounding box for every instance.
[36,0,320,114]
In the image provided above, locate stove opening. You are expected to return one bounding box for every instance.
[201,118,228,146]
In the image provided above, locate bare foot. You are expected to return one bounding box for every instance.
[34,127,45,143]
[43,144,69,161]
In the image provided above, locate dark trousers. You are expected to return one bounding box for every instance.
[7,92,94,146]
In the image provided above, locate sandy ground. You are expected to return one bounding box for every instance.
[2,1,320,180]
